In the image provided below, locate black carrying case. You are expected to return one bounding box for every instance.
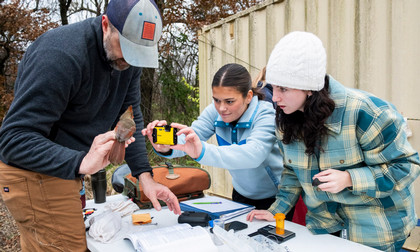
[178,211,211,227]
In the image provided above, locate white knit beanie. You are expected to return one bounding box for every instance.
[266,31,326,91]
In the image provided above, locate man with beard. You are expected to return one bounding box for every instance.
[0,0,181,251]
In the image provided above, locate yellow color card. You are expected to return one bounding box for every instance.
[132,213,152,225]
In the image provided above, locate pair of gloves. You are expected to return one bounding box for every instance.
[88,199,152,243]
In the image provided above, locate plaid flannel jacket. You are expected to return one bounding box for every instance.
[269,76,420,251]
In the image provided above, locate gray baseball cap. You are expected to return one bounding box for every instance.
[106,0,162,68]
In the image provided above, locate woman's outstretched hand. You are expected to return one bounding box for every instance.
[246,209,275,222]
[170,123,203,159]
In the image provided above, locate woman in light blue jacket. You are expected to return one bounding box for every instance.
[142,63,287,212]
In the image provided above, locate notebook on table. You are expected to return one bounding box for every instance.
[180,196,255,221]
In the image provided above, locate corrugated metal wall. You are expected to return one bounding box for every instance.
[198,0,420,215]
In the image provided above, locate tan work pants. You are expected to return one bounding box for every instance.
[0,161,88,252]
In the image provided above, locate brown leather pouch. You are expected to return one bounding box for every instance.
[123,162,211,209]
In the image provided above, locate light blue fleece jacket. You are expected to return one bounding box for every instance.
[158,96,284,199]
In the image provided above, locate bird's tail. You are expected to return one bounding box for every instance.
[109,141,125,165]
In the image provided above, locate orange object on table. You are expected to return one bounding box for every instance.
[132,213,152,225]
[274,213,285,235]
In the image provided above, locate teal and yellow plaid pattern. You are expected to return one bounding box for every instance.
[269,76,420,252]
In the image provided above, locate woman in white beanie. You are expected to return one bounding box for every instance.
[247,31,420,252]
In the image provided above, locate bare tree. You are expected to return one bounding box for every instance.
[59,0,72,25]
[0,0,58,122]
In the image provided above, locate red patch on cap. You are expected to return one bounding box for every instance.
[142,22,156,41]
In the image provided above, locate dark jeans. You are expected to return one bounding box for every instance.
[232,188,294,221]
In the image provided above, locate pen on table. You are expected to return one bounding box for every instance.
[193,202,222,205]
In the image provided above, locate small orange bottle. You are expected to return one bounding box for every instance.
[274,213,285,235]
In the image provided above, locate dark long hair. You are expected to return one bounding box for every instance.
[276,75,335,155]
[212,63,264,100]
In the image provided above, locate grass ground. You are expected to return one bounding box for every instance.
[0,193,20,252]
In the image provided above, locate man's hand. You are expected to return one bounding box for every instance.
[313,169,353,193]
[79,131,134,175]
[139,172,181,215]
[79,131,115,175]
[246,209,275,222]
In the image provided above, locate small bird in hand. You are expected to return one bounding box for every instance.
[109,105,136,165]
